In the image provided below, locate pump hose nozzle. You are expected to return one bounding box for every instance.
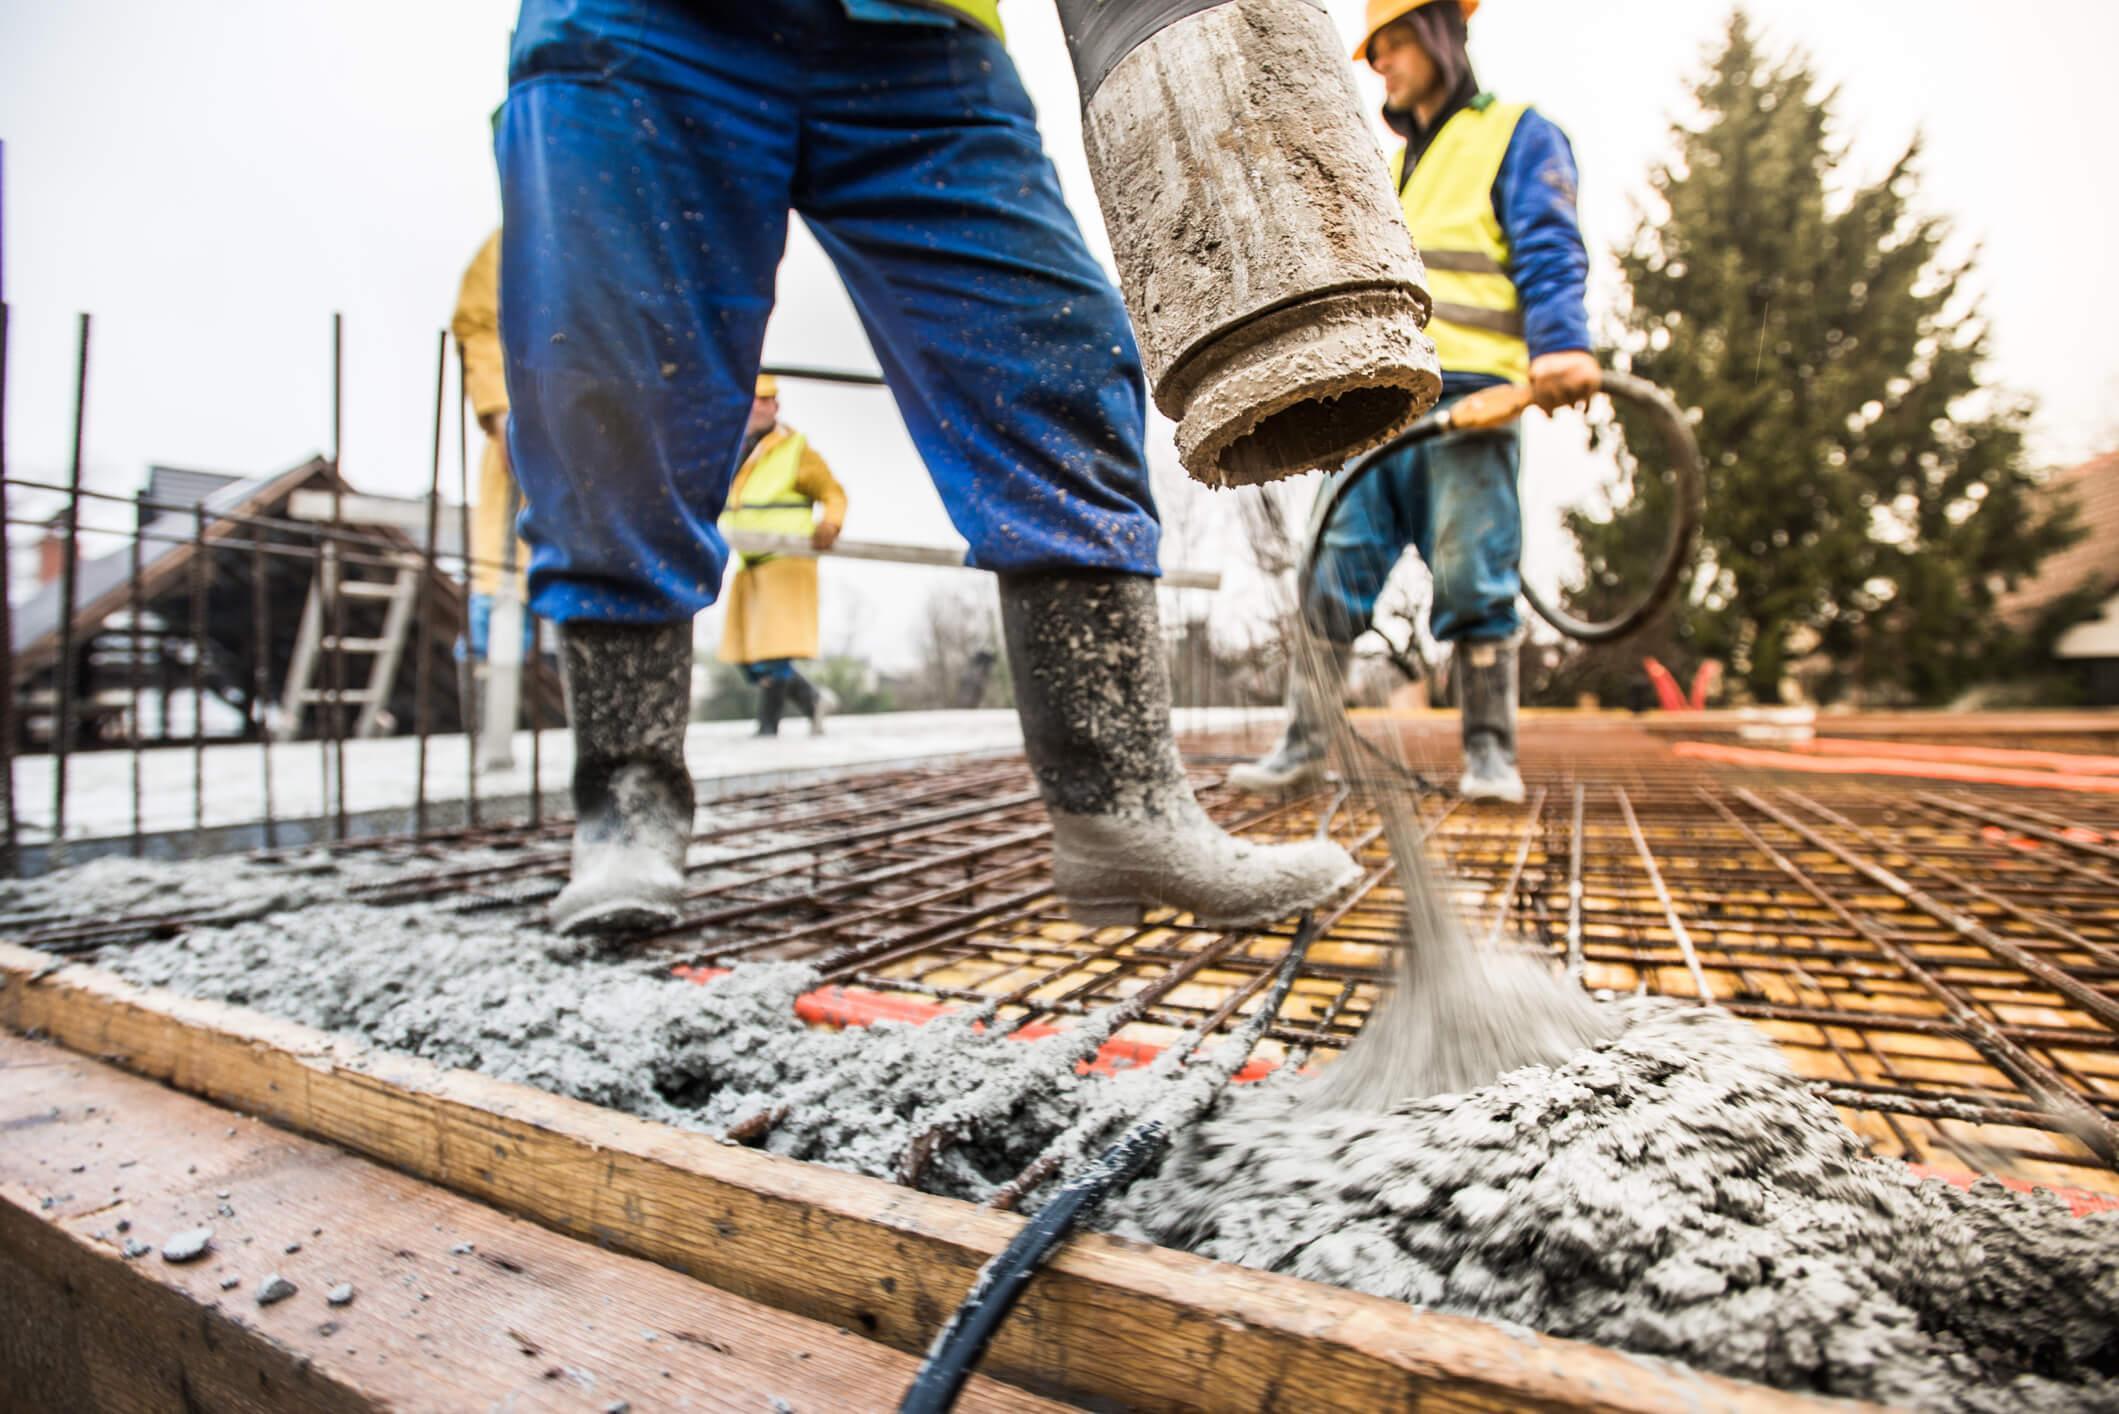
[1058,0,1442,488]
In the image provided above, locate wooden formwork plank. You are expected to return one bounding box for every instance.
[0,1032,1063,1413]
[0,943,1843,1413]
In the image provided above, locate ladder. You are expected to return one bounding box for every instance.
[277,547,422,741]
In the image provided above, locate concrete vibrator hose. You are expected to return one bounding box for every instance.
[1059,0,1443,488]
[1301,368,1706,645]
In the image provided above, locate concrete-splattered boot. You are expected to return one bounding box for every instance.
[1457,638,1526,804]
[1000,571,1361,928]
[1224,641,1350,794]
[550,621,696,938]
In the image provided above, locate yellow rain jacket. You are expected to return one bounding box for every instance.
[449,229,528,596]
[716,425,848,666]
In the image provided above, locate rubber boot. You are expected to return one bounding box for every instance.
[754,677,788,738]
[785,672,837,736]
[1224,640,1350,794]
[549,621,696,938]
[1457,638,1526,804]
[1000,570,1361,928]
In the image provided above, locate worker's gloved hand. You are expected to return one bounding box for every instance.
[811,521,841,552]
[1528,351,1600,413]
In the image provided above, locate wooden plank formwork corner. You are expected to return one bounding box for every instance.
[0,942,1851,1413]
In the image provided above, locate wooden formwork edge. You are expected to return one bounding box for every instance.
[0,942,1847,1413]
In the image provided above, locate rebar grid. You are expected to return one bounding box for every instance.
[11,719,2119,1202]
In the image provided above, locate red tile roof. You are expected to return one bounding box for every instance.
[1997,451,2119,629]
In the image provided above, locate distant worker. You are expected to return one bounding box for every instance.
[716,375,846,737]
[450,227,533,762]
[1229,0,1597,804]
[499,1,1361,938]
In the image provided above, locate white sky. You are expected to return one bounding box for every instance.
[4,1,2113,669]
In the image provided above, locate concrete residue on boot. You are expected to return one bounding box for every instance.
[1108,999,2119,1412]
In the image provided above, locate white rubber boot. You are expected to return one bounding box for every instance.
[1002,572,1361,928]
[1456,638,1526,804]
[550,621,696,938]
[1224,641,1349,795]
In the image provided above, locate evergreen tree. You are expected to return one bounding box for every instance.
[1564,11,2078,705]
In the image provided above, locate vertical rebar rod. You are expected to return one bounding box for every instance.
[189,503,208,854]
[1564,781,1586,981]
[51,312,91,868]
[250,524,277,848]
[529,641,543,828]
[327,311,348,843]
[0,299,18,878]
[457,348,480,828]
[127,520,143,855]
[0,145,12,874]
[414,330,446,837]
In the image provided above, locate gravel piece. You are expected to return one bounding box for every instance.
[162,1226,214,1263]
[256,1273,297,1306]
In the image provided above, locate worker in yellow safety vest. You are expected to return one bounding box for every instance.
[1229,0,1598,805]
[449,228,532,666]
[716,375,848,737]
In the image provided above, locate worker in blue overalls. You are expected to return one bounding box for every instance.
[1229,0,1598,805]
[499,0,1363,938]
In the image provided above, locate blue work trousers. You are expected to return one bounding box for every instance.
[739,659,800,686]
[1304,387,1524,646]
[497,0,1160,626]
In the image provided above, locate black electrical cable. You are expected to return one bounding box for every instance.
[896,1119,1167,1414]
[1299,369,1703,646]
[897,917,1324,1413]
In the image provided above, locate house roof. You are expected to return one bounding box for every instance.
[1996,450,2119,629]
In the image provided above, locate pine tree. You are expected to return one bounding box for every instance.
[1563,10,2078,705]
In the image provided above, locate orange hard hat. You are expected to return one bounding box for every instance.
[1353,0,1480,62]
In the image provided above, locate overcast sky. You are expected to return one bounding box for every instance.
[4,1,2113,669]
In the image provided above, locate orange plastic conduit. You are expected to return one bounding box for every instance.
[671,965,1278,1082]
[1793,737,2119,777]
[1672,741,2119,795]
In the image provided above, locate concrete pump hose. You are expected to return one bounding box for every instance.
[1518,369,1703,644]
[1058,0,1442,488]
[1303,368,1704,646]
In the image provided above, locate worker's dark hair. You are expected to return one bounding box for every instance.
[1384,3,1478,104]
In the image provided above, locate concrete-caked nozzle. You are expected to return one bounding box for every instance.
[1058,0,1441,488]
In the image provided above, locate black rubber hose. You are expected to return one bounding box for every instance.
[1299,369,1703,646]
[1054,0,1324,101]
[895,1120,1169,1414]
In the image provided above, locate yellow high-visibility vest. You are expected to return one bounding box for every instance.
[719,429,816,563]
[1390,95,1531,384]
[918,0,1004,38]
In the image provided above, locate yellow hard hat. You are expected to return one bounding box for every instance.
[1353,0,1479,62]
[754,373,780,399]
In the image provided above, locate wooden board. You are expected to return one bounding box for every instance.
[0,942,1846,1413]
[0,1030,1063,1413]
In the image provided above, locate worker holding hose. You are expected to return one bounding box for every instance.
[500,0,1363,938]
[1229,0,1597,805]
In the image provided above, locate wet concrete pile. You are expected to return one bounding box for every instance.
[1111,997,2119,1411]
[6,851,2115,1409]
